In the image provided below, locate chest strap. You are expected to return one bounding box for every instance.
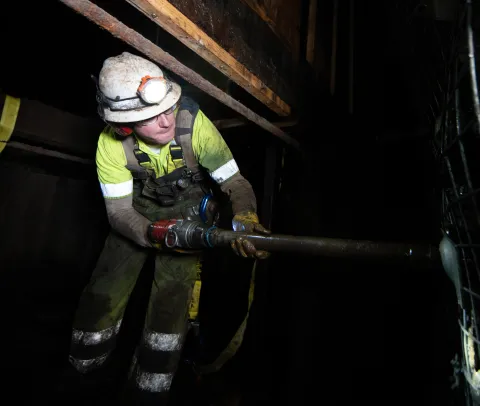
[121,135,150,180]
[174,96,199,171]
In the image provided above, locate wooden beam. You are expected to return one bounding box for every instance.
[306,0,317,65]
[166,0,293,105]
[58,0,300,148]
[167,0,294,106]
[0,93,102,157]
[7,141,94,165]
[213,118,298,130]
[125,0,291,116]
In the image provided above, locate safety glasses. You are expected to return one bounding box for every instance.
[109,105,176,137]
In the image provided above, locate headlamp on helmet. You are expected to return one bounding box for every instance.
[137,75,169,105]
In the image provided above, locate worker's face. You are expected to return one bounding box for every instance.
[133,107,176,145]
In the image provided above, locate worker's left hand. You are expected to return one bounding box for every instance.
[231,211,271,259]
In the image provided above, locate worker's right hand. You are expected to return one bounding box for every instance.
[231,211,270,259]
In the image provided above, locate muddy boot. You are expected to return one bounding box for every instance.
[48,358,123,405]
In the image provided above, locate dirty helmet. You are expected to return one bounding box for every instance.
[95,52,181,123]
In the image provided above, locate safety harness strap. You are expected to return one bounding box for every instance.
[122,135,138,168]
[121,135,149,179]
[174,97,199,172]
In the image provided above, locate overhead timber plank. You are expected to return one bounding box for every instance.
[58,0,300,147]
[0,93,102,157]
[213,117,297,130]
[126,0,291,116]
[164,0,295,108]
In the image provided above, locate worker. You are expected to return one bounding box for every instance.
[67,52,269,403]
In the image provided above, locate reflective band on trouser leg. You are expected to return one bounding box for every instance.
[69,319,123,373]
[69,231,149,373]
[0,95,21,153]
[128,253,199,403]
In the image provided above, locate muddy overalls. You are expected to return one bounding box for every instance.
[69,97,212,402]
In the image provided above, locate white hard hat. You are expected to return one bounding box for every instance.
[96,52,181,123]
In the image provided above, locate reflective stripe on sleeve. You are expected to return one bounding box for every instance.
[100,179,133,198]
[209,159,239,183]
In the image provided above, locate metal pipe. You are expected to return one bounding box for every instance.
[160,220,439,265]
[330,0,339,96]
[466,0,480,132]
[306,0,317,65]
[58,0,300,150]
[348,0,354,114]
[210,229,439,264]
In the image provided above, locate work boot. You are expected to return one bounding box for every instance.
[48,358,122,404]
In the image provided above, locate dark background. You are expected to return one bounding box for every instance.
[0,0,460,405]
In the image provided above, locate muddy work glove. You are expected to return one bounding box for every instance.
[231,211,270,259]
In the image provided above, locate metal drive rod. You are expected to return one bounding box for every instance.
[58,0,300,150]
[210,229,439,263]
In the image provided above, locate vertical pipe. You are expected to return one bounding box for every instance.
[306,0,317,66]
[261,143,277,230]
[466,0,480,130]
[330,0,339,96]
[348,0,354,114]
